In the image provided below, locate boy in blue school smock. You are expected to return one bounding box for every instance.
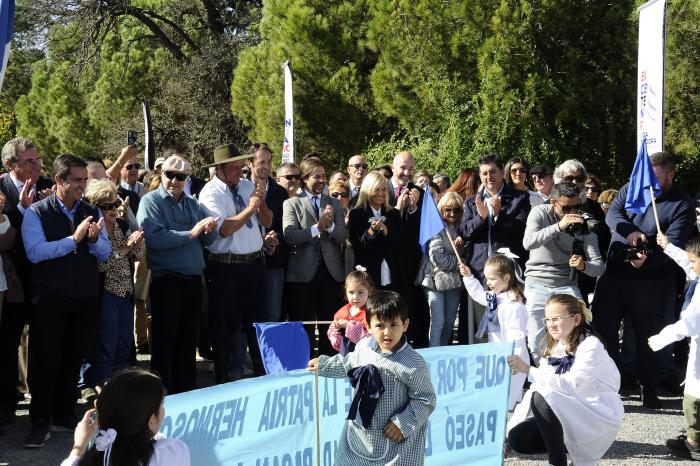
[308,290,436,466]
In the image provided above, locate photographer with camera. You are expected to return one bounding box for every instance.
[592,151,695,408]
[522,182,604,365]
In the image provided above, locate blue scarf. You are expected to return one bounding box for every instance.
[475,292,500,339]
[547,354,575,374]
[346,364,384,428]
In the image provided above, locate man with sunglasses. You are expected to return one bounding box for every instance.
[346,154,367,205]
[522,182,603,366]
[108,145,146,199]
[528,164,554,207]
[276,162,301,198]
[137,155,219,394]
[199,144,272,381]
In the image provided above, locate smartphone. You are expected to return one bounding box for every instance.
[127,131,137,146]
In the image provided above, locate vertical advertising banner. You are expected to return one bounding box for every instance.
[162,342,513,466]
[0,0,16,93]
[282,61,294,164]
[637,0,667,155]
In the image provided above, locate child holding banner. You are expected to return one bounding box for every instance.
[649,234,700,460]
[309,290,436,466]
[506,294,622,466]
[459,251,529,410]
[327,266,374,355]
[60,369,190,466]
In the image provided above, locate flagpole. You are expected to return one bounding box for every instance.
[314,367,321,466]
[649,186,662,233]
[442,226,464,266]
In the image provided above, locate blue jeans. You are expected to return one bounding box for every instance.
[84,291,134,387]
[524,281,581,365]
[425,288,461,347]
[263,267,285,322]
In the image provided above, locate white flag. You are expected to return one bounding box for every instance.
[637,0,666,155]
[282,61,294,164]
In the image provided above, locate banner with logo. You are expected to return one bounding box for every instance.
[282,61,294,164]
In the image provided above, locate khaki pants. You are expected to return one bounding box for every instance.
[17,324,28,394]
[133,256,151,347]
[684,393,700,442]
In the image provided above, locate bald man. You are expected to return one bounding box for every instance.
[347,155,368,203]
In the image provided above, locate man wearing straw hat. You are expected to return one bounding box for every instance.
[199,144,272,381]
[592,151,695,408]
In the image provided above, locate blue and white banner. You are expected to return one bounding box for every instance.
[0,0,15,93]
[162,342,513,466]
[637,0,667,155]
[282,61,294,164]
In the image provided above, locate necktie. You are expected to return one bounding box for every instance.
[483,192,494,256]
[394,186,402,200]
[346,364,384,428]
[547,354,575,374]
[231,185,253,228]
[312,196,320,217]
[475,292,500,339]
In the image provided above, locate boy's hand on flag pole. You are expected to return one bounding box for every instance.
[307,358,318,372]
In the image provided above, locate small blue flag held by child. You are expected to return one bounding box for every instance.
[625,134,661,215]
[254,322,310,374]
[418,188,445,251]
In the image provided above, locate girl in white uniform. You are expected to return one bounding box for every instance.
[61,368,190,466]
[649,234,700,460]
[506,294,623,466]
[459,250,529,410]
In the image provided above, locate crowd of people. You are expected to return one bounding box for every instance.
[0,134,699,465]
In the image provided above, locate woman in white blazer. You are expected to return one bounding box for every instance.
[506,294,623,466]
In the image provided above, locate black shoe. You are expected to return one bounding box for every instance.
[620,373,639,391]
[0,406,15,425]
[659,375,684,395]
[24,421,51,448]
[137,343,151,355]
[198,347,213,360]
[667,433,700,460]
[50,413,79,432]
[641,385,662,409]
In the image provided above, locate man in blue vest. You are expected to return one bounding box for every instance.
[21,154,111,448]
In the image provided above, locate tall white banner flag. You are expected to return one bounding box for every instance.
[282,61,294,163]
[637,0,666,154]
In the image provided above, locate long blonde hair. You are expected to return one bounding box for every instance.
[542,294,595,357]
[355,171,392,211]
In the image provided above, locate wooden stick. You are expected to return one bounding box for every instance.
[649,185,662,234]
[441,227,464,266]
[314,368,321,466]
[302,320,334,325]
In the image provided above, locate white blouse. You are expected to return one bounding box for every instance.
[60,434,190,466]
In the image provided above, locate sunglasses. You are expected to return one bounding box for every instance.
[350,163,368,170]
[531,173,551,180]
[331,191,349,198]
[510,167,528,174]
[97,198,123,210]
[563,175,585,183]
[164,171,188,182]
[443,207,462,214]
[253,142,270,150]
[585,186,600,193]
[125,163,141,171]
[281,174,301,181]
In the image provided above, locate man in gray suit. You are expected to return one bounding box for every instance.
[283,156,346,355]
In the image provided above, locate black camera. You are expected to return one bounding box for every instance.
[620,239,654,262]
[565,211,602,236]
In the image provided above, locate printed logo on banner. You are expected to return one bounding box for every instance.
[162,342,513,466]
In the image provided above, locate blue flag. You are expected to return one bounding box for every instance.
[0,0,15,93]
[625,134,661,214]
[254,322,310,374]
[418,189,444,251]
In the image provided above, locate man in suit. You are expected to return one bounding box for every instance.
[346,154,368,207]
[248,143,289,322]
[0,137,53,427]
[283,156,346,355]
[460,153,530,341]
[387,150,430,348]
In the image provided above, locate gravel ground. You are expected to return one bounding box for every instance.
[0,361,696,466]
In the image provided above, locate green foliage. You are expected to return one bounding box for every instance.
[0,103,16,145]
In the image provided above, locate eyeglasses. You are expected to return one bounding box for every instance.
[531,174,551,180]
[585,186,600,193]
[281,174,301,181]
[542,314,576,325]
[510,167,528,174]
[350,163,368,170]
[557,202,580,214]
[125,163,142,171]
[330,191,349,198]
[164,171,188,182]
[443,208,462,214]
[18,157,43,166]
[97,198,123,210]
[563,175,585,183]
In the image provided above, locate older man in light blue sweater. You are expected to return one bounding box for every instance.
[523,182,603,364]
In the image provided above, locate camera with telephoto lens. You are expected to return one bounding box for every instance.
[565,211,602,236]
[620,238,655,262]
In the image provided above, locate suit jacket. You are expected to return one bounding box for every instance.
[188,176,207,198]
[282,191,347,283]
[348,204,404,288]
[0,174,54,291]
[459,183,530,282]
[388,179,424,272]
[265,177,289,269]
[117,186,140,216]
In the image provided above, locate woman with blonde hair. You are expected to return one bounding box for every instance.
[348,171,403,291]
[416,192,465,346]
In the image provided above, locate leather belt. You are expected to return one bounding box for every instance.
[209,250,264,265]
